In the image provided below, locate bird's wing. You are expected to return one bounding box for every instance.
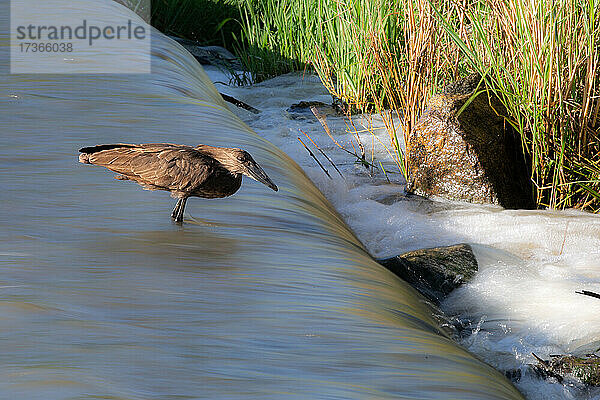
[84,144,215,192]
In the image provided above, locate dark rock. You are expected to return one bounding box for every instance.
[504,369,522,383]
[168,36,242,70]
[286,101,344,120]
[406,74,534,209]
[376,243,478,305]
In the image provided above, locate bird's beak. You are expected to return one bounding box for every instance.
[245,164,278,191]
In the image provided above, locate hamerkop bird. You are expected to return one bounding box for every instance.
[78,143,278,222]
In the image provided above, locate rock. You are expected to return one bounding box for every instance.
[532,353,600,386]
[503,369,522,383]
[168,36,242,70]
[406,74,534,209]
[286,101,344,120]
[376,243,478,304]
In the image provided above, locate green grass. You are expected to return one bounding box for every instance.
[152,0,600,212]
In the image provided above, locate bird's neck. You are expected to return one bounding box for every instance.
[196,145,240,174]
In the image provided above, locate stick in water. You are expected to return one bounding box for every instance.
[297,137,331,179]
[575,290,600,300]
[220,92,260,114]
[300,129,343,178]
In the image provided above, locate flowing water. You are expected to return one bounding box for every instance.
[0,1,527,399]
[206,68,600,399]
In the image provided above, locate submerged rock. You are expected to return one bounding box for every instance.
[406,74,534,209]
[286,101,344,120]
[376,243,478,304]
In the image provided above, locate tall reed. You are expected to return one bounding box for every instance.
[233,0,313,81]
[307,0,466,176]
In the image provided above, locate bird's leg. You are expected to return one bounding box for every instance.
[171,198,182,219]
[175,197,187,223]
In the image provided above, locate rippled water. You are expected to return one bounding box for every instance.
[0,1,525,399]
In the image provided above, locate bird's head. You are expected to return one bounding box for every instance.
[221,148,278,192]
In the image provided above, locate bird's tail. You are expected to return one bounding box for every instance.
[78,152,91,164]
[78,144,136,164]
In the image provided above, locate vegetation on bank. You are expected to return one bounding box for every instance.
[151,0,600,212]
[438,0,600,211]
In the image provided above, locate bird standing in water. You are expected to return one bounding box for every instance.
[78,143,278,223]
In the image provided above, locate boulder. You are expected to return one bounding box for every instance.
[376,243,478,304]
[406,74,534,209]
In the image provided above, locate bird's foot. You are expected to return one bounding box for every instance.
[186,216,219,227]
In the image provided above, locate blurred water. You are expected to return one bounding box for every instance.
[0,1,525,399]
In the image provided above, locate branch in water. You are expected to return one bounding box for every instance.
[220,92,260,114]
[576,290,600,300]
[300,129,343,179]
[297,137,331,179]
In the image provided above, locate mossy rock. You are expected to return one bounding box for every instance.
[406,74,534,209]
[533,353,600,386]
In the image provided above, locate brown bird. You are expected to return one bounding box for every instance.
[78,143,278,222]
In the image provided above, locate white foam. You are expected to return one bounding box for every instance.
[208,68,600,399]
